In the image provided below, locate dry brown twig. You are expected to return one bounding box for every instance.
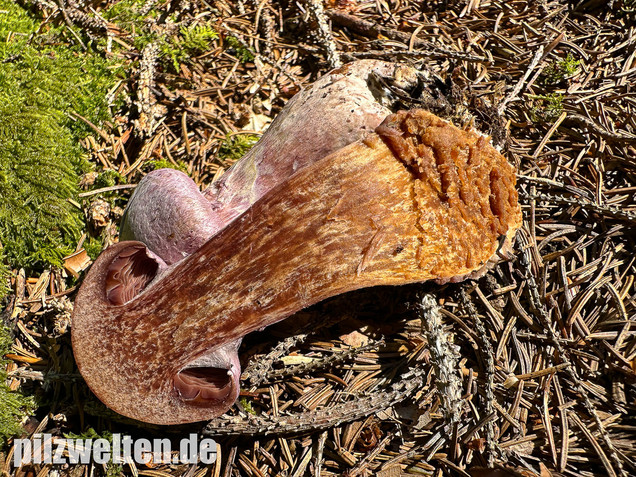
[419,292,463,426]
[302,0,341,68]
[204,367,426,437]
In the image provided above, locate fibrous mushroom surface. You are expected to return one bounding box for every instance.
[72,106,521,425]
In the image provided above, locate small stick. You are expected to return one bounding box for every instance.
[419,292,462,425]
[313,431,327,477]
[259,339,385,385]
[244,334,311,388]
[343,48,489,63]
[135,42,159,138]
[459,288,498,467]
[78,184,137,198]
[203,367,426,436]
[565,113,636,143]
[303,0,341,68]
[497,46,544,115]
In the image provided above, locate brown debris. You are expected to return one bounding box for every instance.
[62,249,92,279]
[87,199,111,229]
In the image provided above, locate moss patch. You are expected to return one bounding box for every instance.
[161,24,219,72]
[225,35,255,63]
[528,93,564,123]
[102,1,249,71]
[218,134,260,161]
[542,53,580,85]
[0,1,121,272]
[0,252,9,301]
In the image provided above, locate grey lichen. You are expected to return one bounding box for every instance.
[418,292,463,425]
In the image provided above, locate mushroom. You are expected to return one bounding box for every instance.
[72,109,522,425]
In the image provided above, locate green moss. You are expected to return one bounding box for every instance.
[160,29,252,72]
[0,105,86,268]
[94,170,126,189]
[0,4,122,137]
[239,396,256,415]
[542,53,580,85]
[84,236,105,261]
[225,36,255,63]
[159,41,186,72]
[161,24,219,72]
[0,1,120,270]
[218,134,259,161]
[101,0,160,50]
[107,463,124,477]
[64,428,122,474]
[0,244,11,304]
[181,25,218,53]
[528,93,564,123]
[145,159,188,173]
[0,252,9,301]
[0,323,36,446]
[103,0,219,70]
[64,427,113,441]
[102,0,153,24]
[103,2,250,72]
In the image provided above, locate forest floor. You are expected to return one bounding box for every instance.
[1,1,635,476]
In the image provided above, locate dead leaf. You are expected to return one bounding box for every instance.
[340,330,369,348]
